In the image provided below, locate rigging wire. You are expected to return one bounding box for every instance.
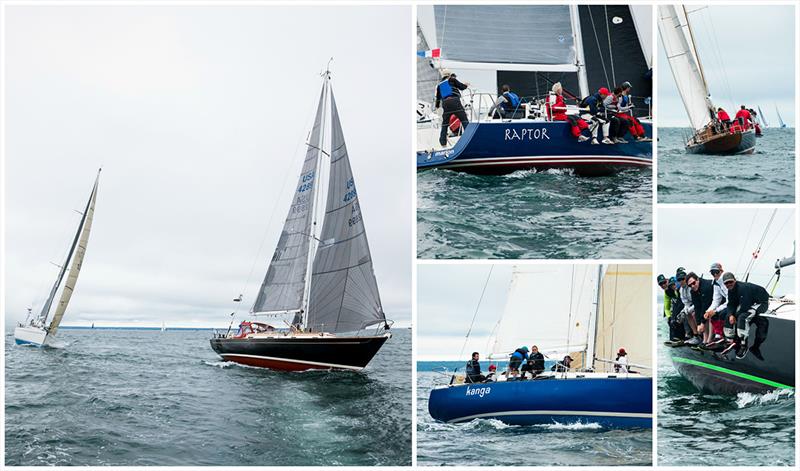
[587,6,611,87]
[604,6,616,86]
[457,265,495,364]
[744,209,777,281]
[735,210,759,274]
[565,266,576,360]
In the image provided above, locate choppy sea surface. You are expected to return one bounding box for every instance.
[657,320,795,466]
[417,363,653,466]
[417,168,652,259]
[658,127,795,203]
[5,328,411,466]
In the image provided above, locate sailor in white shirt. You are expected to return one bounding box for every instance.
[703,263,729,345]
[676,269,701,345]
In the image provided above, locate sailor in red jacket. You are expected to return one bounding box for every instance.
[548,82,590,141]
[717,107,731,127]
[734,105,752,130]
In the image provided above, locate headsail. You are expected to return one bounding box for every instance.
[776,105,786,128]
[591,264,652,373]
[306,85,385,333]
[658,5,715,131]
[252,87,326,314]
[490,266,595,361]
[758,106,769,127]
[47,171,100,336]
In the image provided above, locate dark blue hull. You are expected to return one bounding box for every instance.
[428,376,652,428]
[417,121,652,176]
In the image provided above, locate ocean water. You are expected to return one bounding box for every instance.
[5,328,411,466]
[657,321,795,466]
[417,167,652,259]
[658,127,795,203]
[417,366,653,466]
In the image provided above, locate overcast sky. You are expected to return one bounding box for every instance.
[657,208,795,297]
[4,5,411,329]
[658,5,795,127]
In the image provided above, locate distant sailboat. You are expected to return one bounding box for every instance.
[658,6,756,154]
[15,169,101,347]
[161,321,166,332]
[776,105,787,128]
[209,69,391,371]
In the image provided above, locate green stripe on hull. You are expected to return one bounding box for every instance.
[672,356,794,390]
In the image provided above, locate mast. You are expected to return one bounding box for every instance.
[588,264,602,370]
[682,6,709,93]
[570,5,590,98]
[301,71,330,330]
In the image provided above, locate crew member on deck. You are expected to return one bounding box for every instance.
[551,355,573,372]
[617,82,650,142]
[549,82,590,142]
[614,348,629,373]
[717,107,731,127]
[703,262,728,348]
[435,69,470,146]
[465,351,486,383]
[581,87,618,145]
[488,84,521,119]
[686,271,715,345]
[734,105,753,130]
[723,272,770,359]
[508,346,529,376]
[658,274,680,343]
[521,345,545,378]
[676,268,701,345]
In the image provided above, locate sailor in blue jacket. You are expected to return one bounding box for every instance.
[508,346,529,374]
[435,69,470,146]
[581,87,619,144]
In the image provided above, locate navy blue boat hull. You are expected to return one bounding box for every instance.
[428,376,652,428]
[417,121,652,176]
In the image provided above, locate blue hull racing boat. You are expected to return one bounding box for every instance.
[428,264,653,429]
[429,373,652,428]
[417,120,652,176]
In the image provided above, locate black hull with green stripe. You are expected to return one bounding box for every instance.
[670,314,794,395]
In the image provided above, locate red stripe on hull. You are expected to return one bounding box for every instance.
[222,355,333,371]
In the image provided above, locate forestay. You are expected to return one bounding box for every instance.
[252,87,325,313]
[657,5,715,130]
[48,174,100,336]
[593,264,652,373]
[306,88,385,333]
[490,266,596,360]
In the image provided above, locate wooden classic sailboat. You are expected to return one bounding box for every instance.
[210,72,391,371]
[428,265,653,428]
[658,5,756,155]
[15,170,100,347]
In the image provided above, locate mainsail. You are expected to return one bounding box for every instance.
[252,87,326,314]
[47,173,100,336]
[306,87,385,333]
[658,5,715,131]
[591,264,652,372]
[776,106,786,128]
[758,106,769,127]
[490,266,595,360]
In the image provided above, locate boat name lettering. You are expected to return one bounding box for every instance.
[465,386,491,398]
[504,128,550,141]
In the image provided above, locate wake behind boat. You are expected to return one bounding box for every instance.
[15,169,101,347]
[416,5,653,176]
[428,265,653,428]
[210,69,391,372]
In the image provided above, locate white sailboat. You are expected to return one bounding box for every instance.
[15,170,100,347]
[758,105,769,128]
[658,5,756,154]
[776,105,787,128]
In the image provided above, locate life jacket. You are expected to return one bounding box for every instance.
[502,91,520,110]
[438,79,454,100]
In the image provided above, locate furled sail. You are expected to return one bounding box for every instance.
[592,264,652,373]
[658,5,715,131]
[490,266,596,361]
[306,86,385,333]
[48,172,100,336]
[252,87,325,313]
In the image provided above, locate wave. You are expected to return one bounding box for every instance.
[533,420,603,431]
[736,388,794,408]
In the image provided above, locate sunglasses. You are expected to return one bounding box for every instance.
[724,280,735,286]
[658,281,667,286]
[688,279,698,288]
[710,270,721,275]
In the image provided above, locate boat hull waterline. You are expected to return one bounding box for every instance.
[13,326,49,347]
[428,376,652,428]
[210,333,391,371]
[417,121,653,176]
[686,128,757,155]
[669,314,794,395]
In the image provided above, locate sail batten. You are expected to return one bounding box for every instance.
[306,86,385,333]
[252,86,327,314]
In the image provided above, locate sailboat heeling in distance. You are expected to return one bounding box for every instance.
[776,105,787,128]
[252,88,325,314]
[306,89,385,333]
[758,106,769,127]
[658,5,715,132]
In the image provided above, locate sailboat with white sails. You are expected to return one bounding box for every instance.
[775,105,787,128]
[210,70,391,371]
[658,5,757,154]
[428,265,652,428]
[15,169,101,347]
